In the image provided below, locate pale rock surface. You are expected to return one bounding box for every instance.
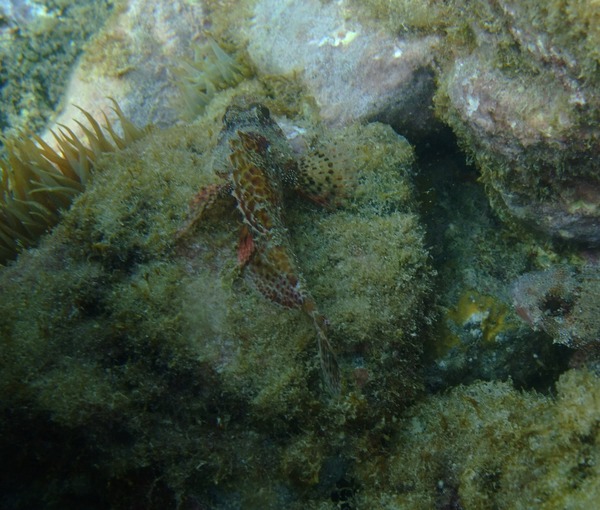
[247,0,440,136]
[46,0,440,144]
[44,0,205,142]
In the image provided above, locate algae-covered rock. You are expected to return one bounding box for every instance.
[355,368,600,509]
[0,0,113,136]
[354,0,600,245]
[439,50,600,245]
[0,90,432,507]
[413,149,569,391]
[434,1,600,245]
[512,264,600,348]
[51,0,210,133]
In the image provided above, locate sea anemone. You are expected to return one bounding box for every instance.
[173,38,253,119]
[0,99,149,264]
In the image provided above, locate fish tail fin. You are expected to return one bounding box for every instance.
[316,324,341,395]
[304,300,340,395]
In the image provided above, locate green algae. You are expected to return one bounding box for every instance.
[352,0,600,81]
[2,0,599,506]
[0,81,432,507]
[355,368,600,509]
[0,0,114,137]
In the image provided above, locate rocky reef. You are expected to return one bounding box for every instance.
[356,368,600,509]
[351,0,600,245]
[0,0,114,135]
[1,0,600,509]
[436,1,600,246]
[0,81,433,507]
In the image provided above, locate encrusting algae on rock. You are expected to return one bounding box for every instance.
[512,264,600,348]
[0,76,433,506]
[354,368,600,509]
[4,0,600,506]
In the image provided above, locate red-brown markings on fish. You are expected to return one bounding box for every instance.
[178,102,347,394]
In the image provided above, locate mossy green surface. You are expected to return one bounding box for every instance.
[0,0,114,137]
[355,368,600,509]
[0,83,432,508]
[353,0,600,79]
[2,1,599,507]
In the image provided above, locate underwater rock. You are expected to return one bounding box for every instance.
[439,2,600,245]
[0,93,433,507]
[0,0,113,136]
[355,369,600,508]
[0,0,49,30]
[46,0,442,148]
[45,0,206,141]
[427,287,569,391]
[414,154,569,391]
[247,0,440,135]
[496,0,600,87]
[442,54,600,245]
[512,265,600,347]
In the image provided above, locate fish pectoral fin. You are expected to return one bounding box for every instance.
[176,182,233,239]
[237,225,255,266]
[296,145,359,209]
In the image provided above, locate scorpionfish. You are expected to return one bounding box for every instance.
[179,101,343,394]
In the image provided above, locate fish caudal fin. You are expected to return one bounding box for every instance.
[316,322,341,395]
[304,301,341,395]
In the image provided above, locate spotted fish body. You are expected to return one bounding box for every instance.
[180,102,341,393]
